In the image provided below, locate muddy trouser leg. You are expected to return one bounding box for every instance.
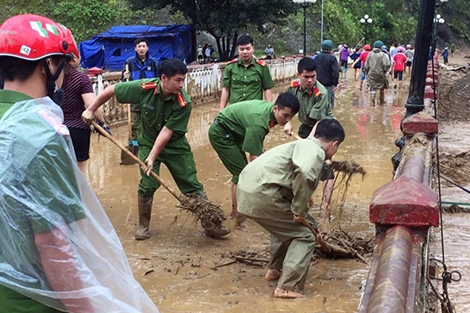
[163,136,230,238]
[130,103,140,141]
[253,212,317,293]
[136,145,160,240]
[379,88,385,103]
[370,86,377,105]
[209,123,248,226]
[326,86,335,109]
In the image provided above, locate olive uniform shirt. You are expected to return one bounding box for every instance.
[215,100,276,156]
[114,78,192,148]
[286,80,334,127]
[237,138,325,219]
[223,57,274,104]
[0,90,85,313]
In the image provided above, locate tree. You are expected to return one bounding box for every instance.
[127,0,296,60]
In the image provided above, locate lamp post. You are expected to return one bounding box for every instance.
[432,14,445,54]
[293,0,317,55]
[360,15,373,44]
[405,0,449,119]
[320,0,324,48]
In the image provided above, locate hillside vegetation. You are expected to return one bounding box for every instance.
[2,0,468,55]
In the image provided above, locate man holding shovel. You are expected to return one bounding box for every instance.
[82,58,230,240]
[237,119,345,298]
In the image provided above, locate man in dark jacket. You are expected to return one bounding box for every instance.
[313,40,339,109]
[121,39,160,162]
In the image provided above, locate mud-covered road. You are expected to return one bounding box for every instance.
[83,52,470,312]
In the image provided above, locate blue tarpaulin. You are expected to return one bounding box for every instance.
[79,25,193,70]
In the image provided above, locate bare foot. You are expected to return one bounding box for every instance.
[274,288,305,299]
[265,269,281,281]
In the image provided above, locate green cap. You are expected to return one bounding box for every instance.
[374,40,384,48]
[321,40,333,50]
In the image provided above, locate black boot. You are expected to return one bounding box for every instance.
[135,195,153,240]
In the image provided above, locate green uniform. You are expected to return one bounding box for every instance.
[114,79,204,197]
[223,57,274,104]
[286,80,334,137]
[237,138,325,293]
[0,90,85,313]
[208,100,276,184]
[287,80,335,181]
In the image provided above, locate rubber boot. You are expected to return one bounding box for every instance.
[370,91,376,106]
[135,195,153,240]
[201,215,231,238]
[189,191,231,238]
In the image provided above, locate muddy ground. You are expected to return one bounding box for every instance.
[433,52,470,313]
[437,53,470,186]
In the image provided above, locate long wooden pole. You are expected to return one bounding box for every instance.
[91,121,182,201]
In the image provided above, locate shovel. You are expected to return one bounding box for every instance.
[120,64,139,165]
[120,103,139,165]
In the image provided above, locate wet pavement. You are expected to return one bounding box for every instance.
[83,68,468,312]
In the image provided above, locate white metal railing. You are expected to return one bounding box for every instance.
[90,57,300,124]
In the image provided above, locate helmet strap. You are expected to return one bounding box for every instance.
[43,57,66,99]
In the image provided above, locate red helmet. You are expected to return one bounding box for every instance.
[0,14,79,61]
[364,44,371,51]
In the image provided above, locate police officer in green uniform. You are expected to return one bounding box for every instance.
[284,57,334,138]
[209,93,300,226]
[83,59,230,240]
[283,57,336,231]
[219,35,275,110]
[237,119,345,299]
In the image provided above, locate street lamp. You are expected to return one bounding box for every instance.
[293,0,317,55]
[432,14,445,54]
[360,14,373,44]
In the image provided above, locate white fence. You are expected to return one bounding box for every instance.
[91,58,299,125]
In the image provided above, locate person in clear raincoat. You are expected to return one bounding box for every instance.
[0,14,160,313]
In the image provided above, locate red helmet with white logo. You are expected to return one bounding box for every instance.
[0,14,79,61]
[364,44,371,51]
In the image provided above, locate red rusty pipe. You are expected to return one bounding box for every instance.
[366,226,413,313]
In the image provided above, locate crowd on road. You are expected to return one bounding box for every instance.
[0,11,456,312]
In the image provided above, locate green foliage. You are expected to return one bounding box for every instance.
[2,0,468,58]
[126,0,296,60]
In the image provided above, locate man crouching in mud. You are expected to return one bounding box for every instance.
[236,119,345,298]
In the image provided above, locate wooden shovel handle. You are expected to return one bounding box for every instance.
[298,218,331,252]
[91,121,182,201]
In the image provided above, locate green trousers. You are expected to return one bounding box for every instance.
[252,211,317,293]
[208,123,247,184]
[130,103,140,141]
[138,137,204,197]
[0,284,63,313]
